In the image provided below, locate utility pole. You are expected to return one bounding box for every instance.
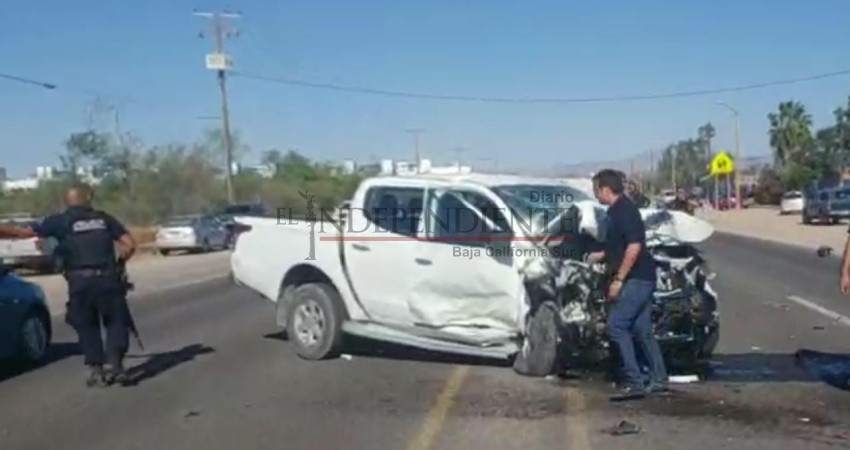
[452,147,469,167]
[110,103,135,198]
[733,111,742,209]
[671,150,677,192]
[406,129,425,173]
[195,9,241,204]
[649,149,655,194]
[717,101,741,209]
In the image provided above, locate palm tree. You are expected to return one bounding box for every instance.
[697,122,716,159]
[768,101,813,167]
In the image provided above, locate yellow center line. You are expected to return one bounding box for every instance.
[406,365,471,450]
[564,387,591,450]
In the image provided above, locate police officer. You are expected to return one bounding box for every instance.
[0,184,136,386]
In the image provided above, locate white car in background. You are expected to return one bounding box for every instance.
[780,191,804,215]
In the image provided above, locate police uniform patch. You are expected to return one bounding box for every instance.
[72,219,107,233]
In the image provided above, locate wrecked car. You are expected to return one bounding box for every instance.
[512,201,719,375]
[229,174,719,377]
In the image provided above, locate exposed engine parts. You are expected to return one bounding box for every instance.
[513,211,720,377]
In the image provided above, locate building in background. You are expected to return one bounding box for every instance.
[232,162,275,178]
[373,158,472,176]
[2,165,100,192]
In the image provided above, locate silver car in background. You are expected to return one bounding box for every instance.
[155,214,229,256]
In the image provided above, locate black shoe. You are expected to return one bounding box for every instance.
[85,366,106,388]
[104,362,130,387]
[646,382,670,395]
[609,385,646,402]
[113,370,131,386]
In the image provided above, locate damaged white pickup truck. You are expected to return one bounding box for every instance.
[230,174,719,376]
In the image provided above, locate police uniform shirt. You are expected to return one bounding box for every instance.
[32,206,127,250]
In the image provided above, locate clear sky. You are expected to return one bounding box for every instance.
[2,0,849,177]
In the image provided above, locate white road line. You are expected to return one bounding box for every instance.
[786,295,850,327]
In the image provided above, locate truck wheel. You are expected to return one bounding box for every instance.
[286,283,344,360]
[512,301,560,377]
[802,210,811,224]
[159,249,171,257]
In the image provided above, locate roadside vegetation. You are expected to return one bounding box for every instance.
[650,97,850,204]
[5,95,850,238]
[0,128,364,243]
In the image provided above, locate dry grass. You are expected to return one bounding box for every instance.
[130,226,157,246]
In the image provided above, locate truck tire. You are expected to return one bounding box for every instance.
[286,283,345,360]
[512,301,560,377]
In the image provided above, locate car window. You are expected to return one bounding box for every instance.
[427,189,509,248]
[362,186,425,237]
[782,192,802,200]
[164,217,197,227]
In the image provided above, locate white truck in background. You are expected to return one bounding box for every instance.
[230,174,718,376]
[0,214,62,274]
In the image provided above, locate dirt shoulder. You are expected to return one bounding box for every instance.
[25,251,232,317]
[696,207,847,253]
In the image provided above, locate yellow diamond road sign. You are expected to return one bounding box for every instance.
[710,151,734,176]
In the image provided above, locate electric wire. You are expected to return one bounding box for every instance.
[231,68,850,104]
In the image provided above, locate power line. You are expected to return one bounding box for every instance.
[232,68,850,104]
[0,72,56,90]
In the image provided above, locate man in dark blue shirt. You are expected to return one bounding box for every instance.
[588,169,667,399]
[0,185,136,387]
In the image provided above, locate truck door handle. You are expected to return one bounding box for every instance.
[351,243,370,251]
[415,258,432,265]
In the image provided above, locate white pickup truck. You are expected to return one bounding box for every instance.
[230,174,718,374]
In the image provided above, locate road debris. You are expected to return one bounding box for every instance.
[669,374,699,383]
[341,354,353,361]
[602,420,641,436]
[799,417,811,423]
[751,346,762,352]
[183,409,201,419]
[813,326,826,331]
[816,246,833,258]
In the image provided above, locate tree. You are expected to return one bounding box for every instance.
[61,131,112,181]
[768,101,813,167]
[754,166,784,205]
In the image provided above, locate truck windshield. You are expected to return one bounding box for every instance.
[491,184,589,235]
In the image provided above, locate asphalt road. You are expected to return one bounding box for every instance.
[2,233,850,449]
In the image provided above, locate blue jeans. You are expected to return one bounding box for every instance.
[607,279,667,389]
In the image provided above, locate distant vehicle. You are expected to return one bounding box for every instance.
[661,190,676,204]
[803,186,850,224]
[155,214,229,256]
[220,203,267,217]
[0,265,51,364]
[216,203,268,248]
[779,191,804,215]
[0,215,62,274]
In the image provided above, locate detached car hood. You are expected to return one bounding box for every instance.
[571,200,714,244]
[520,200,715,281]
